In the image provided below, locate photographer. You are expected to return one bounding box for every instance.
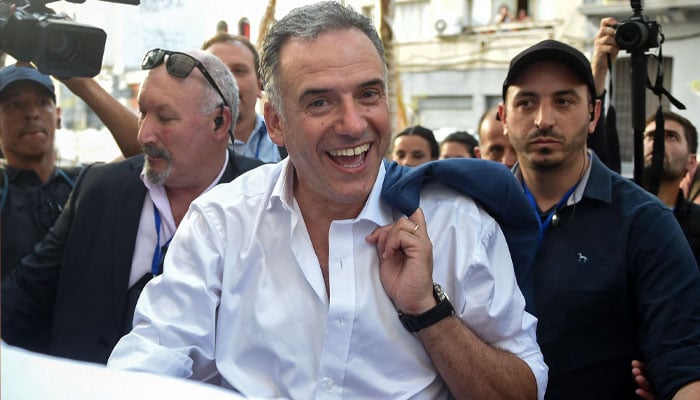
[588,17,621,172]
[591,17,700,399]
[592,16,700,263]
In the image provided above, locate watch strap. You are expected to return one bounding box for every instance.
[398,283,455,332]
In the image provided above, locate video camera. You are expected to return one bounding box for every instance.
[0,0,139,78]
[614,0,660,52]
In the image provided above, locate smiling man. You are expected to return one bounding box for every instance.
[108,2,547,399]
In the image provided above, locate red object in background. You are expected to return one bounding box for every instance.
[238,17,250,39]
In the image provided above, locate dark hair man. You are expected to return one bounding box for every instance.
[202,33,283,162]
[500,39,700,399]
[108,3,547,399]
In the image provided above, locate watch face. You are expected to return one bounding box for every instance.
[433,283,448,302]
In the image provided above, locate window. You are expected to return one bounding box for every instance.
[416,95,473,129]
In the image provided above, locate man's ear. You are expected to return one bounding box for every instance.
[264,101,284,147]
[213,105,232,141]
[687,153,697,176]
[474,146,482,159]
[56,106,62,129]
[497,103,507,136]
[588,99,602,134]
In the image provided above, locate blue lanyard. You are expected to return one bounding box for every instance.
[0,168,8,213]
[522,180,578,249]
[151,202,173,276]
[57,169,76,187]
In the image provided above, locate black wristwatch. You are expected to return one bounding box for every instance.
[398,283,455,332]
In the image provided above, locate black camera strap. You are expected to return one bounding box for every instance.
[646,44,686,111]
[605,54,622,173]
[645,42,686,196]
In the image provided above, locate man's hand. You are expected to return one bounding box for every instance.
[365,208,435,315]
[632,360,657,400]
[592,17,619,97]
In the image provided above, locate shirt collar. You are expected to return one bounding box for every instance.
[270,159,393,227]
[3,164,61,183]
[233,114,265,146]
[140,150,229,231]
[512,149,605,206]
[579,150,614,204]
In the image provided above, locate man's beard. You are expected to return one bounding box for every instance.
[526,127,586,171]
[143,143,172,185]
[643,158,684,184]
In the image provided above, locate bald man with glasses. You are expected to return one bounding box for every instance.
[2,49,263,364]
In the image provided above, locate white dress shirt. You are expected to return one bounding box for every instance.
[109,159,547,399]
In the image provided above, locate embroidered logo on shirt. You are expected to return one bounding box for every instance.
[577,252,588,263]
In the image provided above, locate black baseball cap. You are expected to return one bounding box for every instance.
[502,39,596,102]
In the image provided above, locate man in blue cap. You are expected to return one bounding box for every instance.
[0,65,78,280]
[0,64,140,280]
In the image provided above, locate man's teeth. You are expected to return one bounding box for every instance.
[329,143,369,157]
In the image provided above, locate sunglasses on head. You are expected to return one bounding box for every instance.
[141,48,230,117]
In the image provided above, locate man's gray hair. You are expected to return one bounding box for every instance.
[260,1,387,118]
[184,49,239,130]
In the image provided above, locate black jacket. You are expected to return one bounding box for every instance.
[674,190,700,268]
[2,150,262,363]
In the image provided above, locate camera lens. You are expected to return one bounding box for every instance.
[615,21,649,51]
[46,31,82,61]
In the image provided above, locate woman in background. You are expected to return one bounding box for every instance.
[391,125,439,167]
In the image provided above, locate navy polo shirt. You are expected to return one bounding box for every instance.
[532,154,700,399]
[1,165,81,280]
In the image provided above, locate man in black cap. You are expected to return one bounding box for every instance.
[499,39,700,399]
[0,65,140,280]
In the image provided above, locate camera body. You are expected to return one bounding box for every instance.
[0,3,107,77]
[0,0,139,78]
[614,0,660,52]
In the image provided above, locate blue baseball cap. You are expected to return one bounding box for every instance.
[0,65,56,101]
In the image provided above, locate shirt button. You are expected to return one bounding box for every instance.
[337,315,344,326]
[323,377,335,390]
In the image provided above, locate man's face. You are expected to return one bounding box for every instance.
[206,41,261,128]
[0,81,58,165]
[440,141,472,159]
[393,135,434,166]
[644,119,695,182]
[264,28,391,212]
[477,115,516,168]
[501,61,597,172]
[136,65,225,188]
